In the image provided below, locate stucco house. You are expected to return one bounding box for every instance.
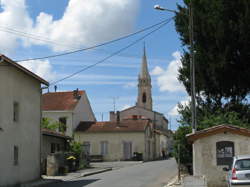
[75,116,155,161]
[41,128,72,174]
[0,55,49,186]
[42,90,96,137]
[187,124,250,187]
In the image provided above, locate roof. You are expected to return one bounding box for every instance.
[42,128,72,139]
[187,124,250,143]
[0,54,49,85]
[75,119,150,133]
[139,45,150,79]
[42,90,84,111]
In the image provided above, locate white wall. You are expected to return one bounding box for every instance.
[0,62,41,186]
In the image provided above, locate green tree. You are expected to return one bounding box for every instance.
[41,117,66,133]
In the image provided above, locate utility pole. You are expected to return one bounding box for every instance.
[189,0,197,133]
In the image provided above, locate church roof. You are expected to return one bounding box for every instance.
[139,45,150,79]
[42,90,85,111]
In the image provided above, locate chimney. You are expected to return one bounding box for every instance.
[116,111,120,124]
[54,85,57,92]
[73,88,80,100]
[110,111,116,121]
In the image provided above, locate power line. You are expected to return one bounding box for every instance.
[49,18,173,87]
[15,18,173,62]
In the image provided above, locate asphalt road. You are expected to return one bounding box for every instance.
[45,158,177,187]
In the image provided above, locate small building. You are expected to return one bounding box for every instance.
[41,128,72,174]
[187,124,250,187]
[42,90,96,137]
[0,55,49,186]
[74,117,155,161]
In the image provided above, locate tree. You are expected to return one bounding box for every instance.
[175,0,250,103]
[41,117,66,133]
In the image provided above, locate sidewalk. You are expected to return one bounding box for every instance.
[21,167,112,187]
[165,175,207,187]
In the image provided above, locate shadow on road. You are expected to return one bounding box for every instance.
[44,179,100,187]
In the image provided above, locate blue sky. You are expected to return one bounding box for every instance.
[0,0,188,130]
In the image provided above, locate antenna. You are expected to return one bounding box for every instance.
[111,96,119,112]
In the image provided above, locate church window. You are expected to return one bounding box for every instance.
[142,93,147,103]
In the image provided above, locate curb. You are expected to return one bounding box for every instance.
[82,168,112,177]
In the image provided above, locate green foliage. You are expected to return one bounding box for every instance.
[175,0,250,102]
[174,125,192,165]
[41,117,67,133]
[69,141,82,159]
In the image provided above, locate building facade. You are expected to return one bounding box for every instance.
[0,55,49,186]
[187,125,250,187]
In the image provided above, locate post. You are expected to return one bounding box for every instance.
[189,0,196,133]
[178,144,181,182]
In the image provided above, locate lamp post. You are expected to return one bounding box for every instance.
[154,1,197,132]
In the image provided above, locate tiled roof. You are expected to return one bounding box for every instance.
[187,124,250,142]
[0,54,49,85]
[42,90,84,111]
[42,128,72,139]
[75,119,150,133]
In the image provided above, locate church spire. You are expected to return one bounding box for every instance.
[136,44,152,110]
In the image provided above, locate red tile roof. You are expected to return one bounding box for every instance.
[187,124,250,143]
[42,90,84,111]
[75,119,151,133]
[42,128,72,139]
[0,54,49,86]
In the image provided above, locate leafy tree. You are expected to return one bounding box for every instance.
[175,0,250,103]
[41,117,66,133]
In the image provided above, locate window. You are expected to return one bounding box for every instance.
[57,144,60,152]
[51,143,56,153]
[216,141,234,166]
[13,102,19,122]
[83,142,90,155]
[59,117,67,132]
[100,141,108,156]
[142,93,147,103]
[14,146,18,166]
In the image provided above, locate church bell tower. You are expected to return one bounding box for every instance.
[136,45,152,111]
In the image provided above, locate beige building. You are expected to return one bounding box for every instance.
[75,117,155,161]
[0,55,49,186]
[187,124,250,187]
[41,128,72,174]
[42,90,96,137]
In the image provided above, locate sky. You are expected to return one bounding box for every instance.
[0,0,188,130]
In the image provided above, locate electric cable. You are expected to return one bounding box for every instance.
[48,18,173,87]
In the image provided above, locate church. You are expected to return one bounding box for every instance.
[75,47,171,161]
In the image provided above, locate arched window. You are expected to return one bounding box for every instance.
[216,141,234,166]
[142,92,147,103]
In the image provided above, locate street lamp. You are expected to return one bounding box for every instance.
[154,1,197,133]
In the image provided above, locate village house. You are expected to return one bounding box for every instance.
[75,47,171,161]
[0,55,49,186]
[187,124,250,187]
[42,89,96,137]
[75,116,155,161]
[41,128,72,174]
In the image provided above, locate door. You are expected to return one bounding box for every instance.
[123,141,132,160]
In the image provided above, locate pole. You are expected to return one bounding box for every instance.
[189,0,196,133]
[178,144,181,182]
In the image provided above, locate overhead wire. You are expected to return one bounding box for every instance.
[15,17,173,62]
[48,17,173,87]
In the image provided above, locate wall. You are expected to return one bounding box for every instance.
[74,132,146,161]
[42,111,73,137]
[119,106,168,130]
[193,132,250,187]
[73,93,96,130]
[0,62,41,186]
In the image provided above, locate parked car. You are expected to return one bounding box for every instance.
[224,155,250,187]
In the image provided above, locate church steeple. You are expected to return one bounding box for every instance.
[136,44,152,110]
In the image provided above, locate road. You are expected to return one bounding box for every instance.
[45,159,177,187]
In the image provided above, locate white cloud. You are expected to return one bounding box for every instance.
[18,60,56,81]
[152,51,185,92]
[168,97,190,116]
[0,0,139,53]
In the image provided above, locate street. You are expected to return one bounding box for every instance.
[45,159,177,187]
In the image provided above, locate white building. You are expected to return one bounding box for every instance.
[42,90,96,137]
[0,54,49,186]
